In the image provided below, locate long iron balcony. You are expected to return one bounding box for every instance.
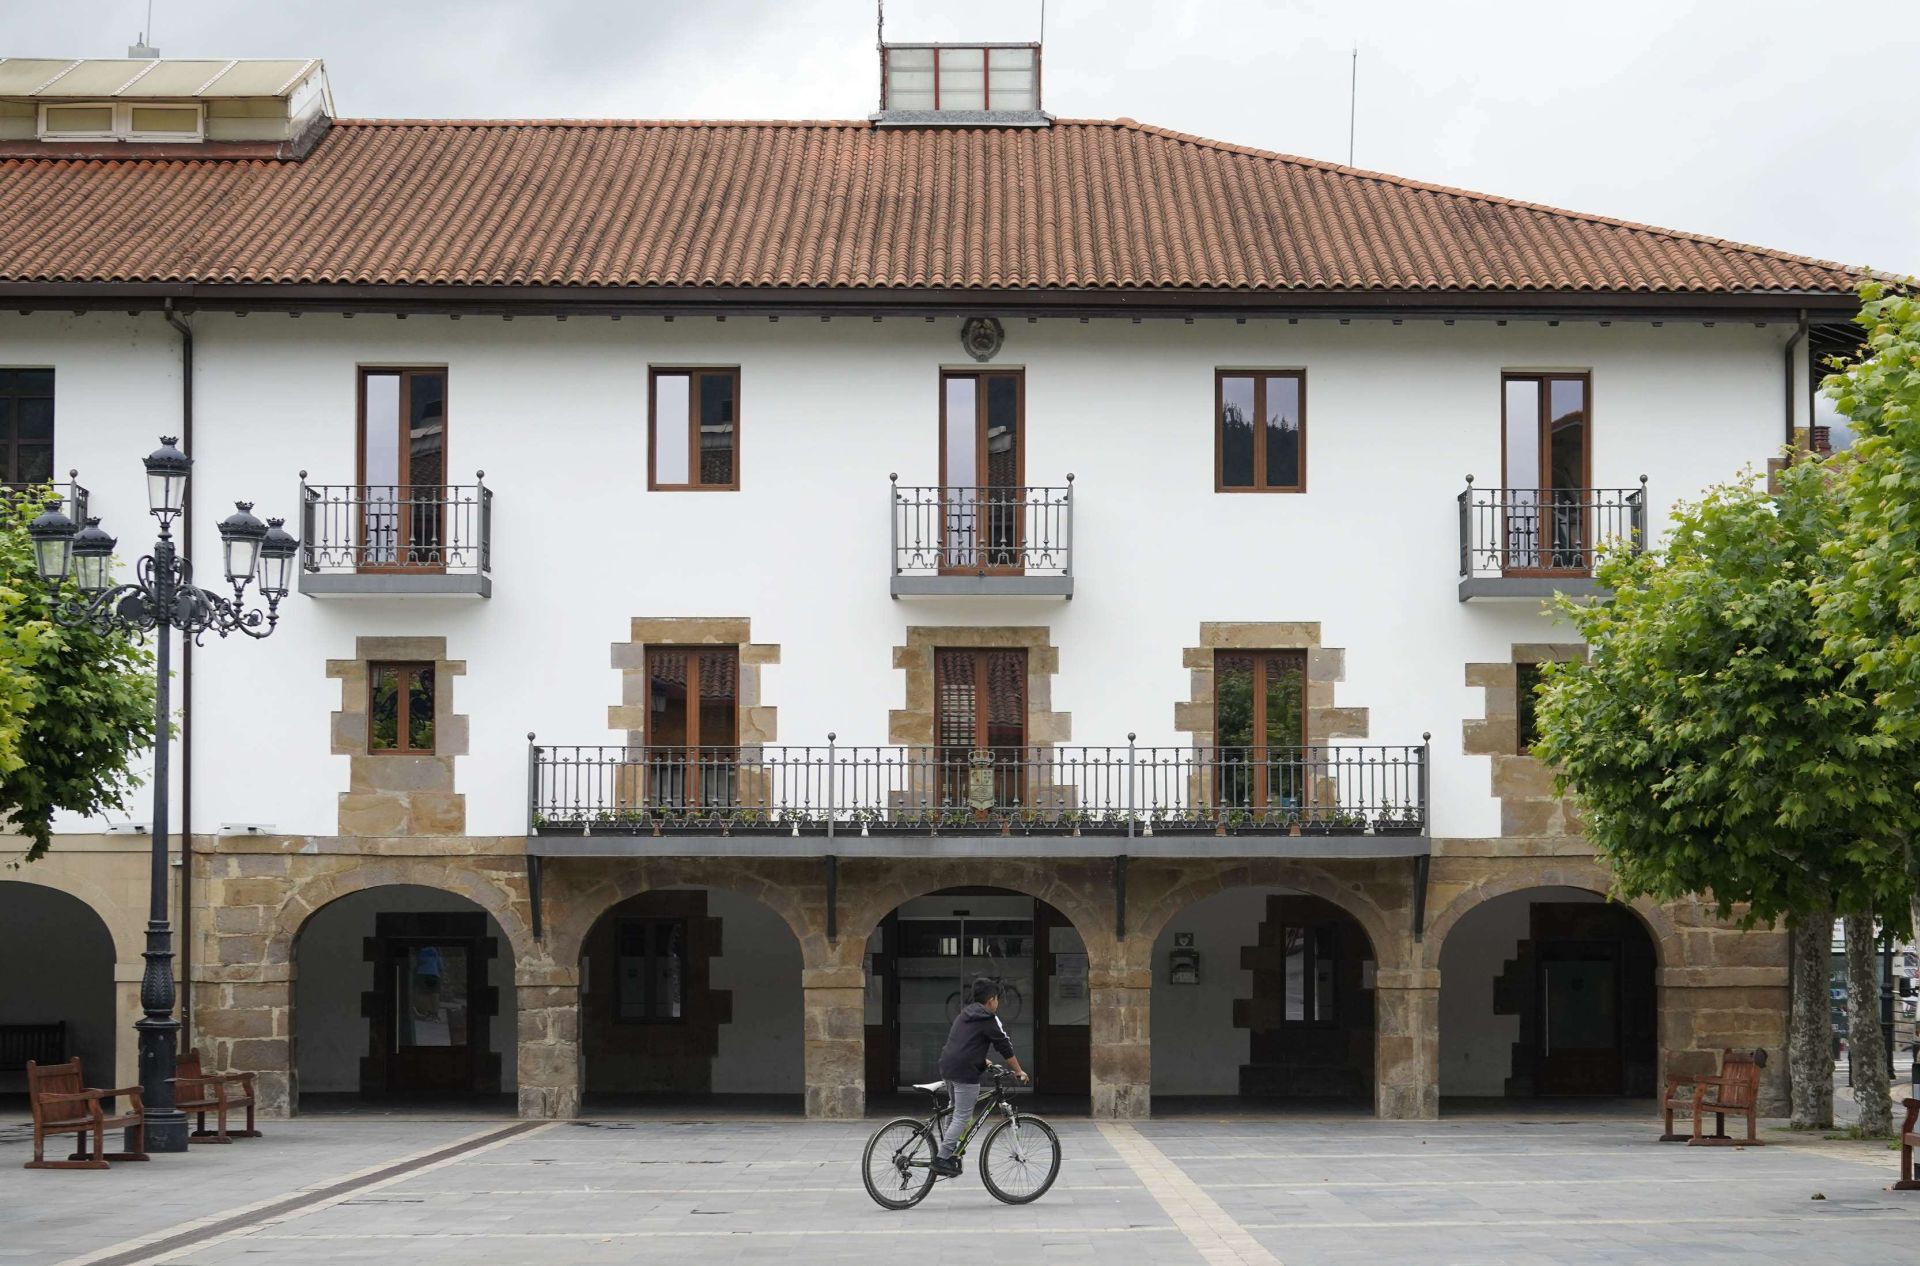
[890,476,1073,598]
[529,740,1428,856]
[298,475,493,597]
[1457,476,1646,601]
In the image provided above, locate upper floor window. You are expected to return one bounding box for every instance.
[39,101,204,143]
[369,662,435,754]
[650,369,739,490]
[1216,371,1305,492]
[1214,650,1307,810]
[1,370,55,486]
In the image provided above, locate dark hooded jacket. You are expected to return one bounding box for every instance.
[937,1001,1017,1084]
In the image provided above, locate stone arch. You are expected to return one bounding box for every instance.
[1419,860,1678,973]
[840,859,1113,964]
[1,871,140,964]
[544,861,816,972]
[269,862,536,974]
[1127,860,1400,974]
[0,879,121,1089]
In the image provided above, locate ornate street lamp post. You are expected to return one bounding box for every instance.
[27,437,297,1153]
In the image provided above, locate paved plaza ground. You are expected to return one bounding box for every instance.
[3,1108,1918,1266]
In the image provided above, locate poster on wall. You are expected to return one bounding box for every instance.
[1050,952,1090,1025]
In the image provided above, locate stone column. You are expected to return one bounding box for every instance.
[192,966,295,1116]
[1090,963,1150,1118]
[516,963,581,1120]
[1375,968,1439,1120]
[803,964,866,1119]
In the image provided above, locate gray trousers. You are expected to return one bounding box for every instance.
[938,1080,981,1158]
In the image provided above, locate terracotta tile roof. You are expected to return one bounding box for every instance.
[0,117,1863,295]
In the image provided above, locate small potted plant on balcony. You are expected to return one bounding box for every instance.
[1373,802,1424,836]
[1324,807,1366,835]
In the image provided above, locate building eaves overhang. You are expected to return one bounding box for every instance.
[0,280,1863,324]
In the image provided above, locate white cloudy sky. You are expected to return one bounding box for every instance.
[13,0,1918,273]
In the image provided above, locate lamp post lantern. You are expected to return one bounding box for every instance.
[26,437,296,1153]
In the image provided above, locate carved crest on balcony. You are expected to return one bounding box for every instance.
[960,316,1005,363]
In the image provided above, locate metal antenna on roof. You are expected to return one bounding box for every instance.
[1347,43,1358,167]
[129,0,160,58]
[1040,0,1047,43]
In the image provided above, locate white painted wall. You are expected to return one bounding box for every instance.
[0,881,117,1093]
[1436,885,1601,1097]
[1149,886,1269,1095]
[703,887,803,1095]
[291,884,517,1095]
[3,310,1804,841]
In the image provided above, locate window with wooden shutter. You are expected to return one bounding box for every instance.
[933,648,1027,808]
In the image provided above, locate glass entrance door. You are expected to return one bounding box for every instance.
[387,939,473,1092]
[1536,942,1623,1095]
[940,371,1024,572]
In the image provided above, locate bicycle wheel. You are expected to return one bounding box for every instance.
[862,1118,939,1210]
[999,983,1024,1022]
[979,1114,1060,1204]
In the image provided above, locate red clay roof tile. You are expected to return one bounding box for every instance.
[0,117,1862,294]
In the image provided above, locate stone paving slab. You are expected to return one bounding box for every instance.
[0,1117,507,1265]
[3,1115,1918,1266]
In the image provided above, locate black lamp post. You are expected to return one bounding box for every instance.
[27,437,297,1153]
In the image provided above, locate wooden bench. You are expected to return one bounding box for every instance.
[0,1022,65,1072]
[23,1058,148,1170]
[174,1048,260,1143]
[1896,1097,1920,1190]
[1659,1048,1766,1146]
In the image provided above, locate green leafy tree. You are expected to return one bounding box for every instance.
[1531,462,1911,1131]
[1816,279,1920,947]
[0,491,157,862]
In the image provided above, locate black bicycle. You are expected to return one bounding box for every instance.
[861,1064,1061,1209]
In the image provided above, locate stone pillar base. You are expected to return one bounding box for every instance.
[516,980,581,1120]
[804,970,865,1120]
[1375,970,1439,1121]
[1091,968,1150,1118]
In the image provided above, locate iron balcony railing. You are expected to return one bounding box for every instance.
[3,477,88,524]
[891,476,1073,579]
[529,739,1428,838]
[300,474,492,575]
[1458,476,1646,579]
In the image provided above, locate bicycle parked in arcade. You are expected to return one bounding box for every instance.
[861,1064,1061,1209]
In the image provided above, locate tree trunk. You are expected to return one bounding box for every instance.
[1788,907,1834,1130]
[1843,911,1891,1135]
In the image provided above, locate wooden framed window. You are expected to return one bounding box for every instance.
[649,369,739,490]
[1501,372,1593,572]
[369,663,435,754]
[358,369,448,569]
[1,370,55,486]
[934,647,1028,807]
[1213,650,1307,809]
[938,370,1025,572]
[644,646,740,807]
[614,916,687,1022]
[1516,662,1545,754]
[1282,923,1338,1025]
[1216,370,1306,492]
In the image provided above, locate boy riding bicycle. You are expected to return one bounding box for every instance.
[931,977,1028,1177]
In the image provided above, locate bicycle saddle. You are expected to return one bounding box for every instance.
[911,1080,946,1094]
